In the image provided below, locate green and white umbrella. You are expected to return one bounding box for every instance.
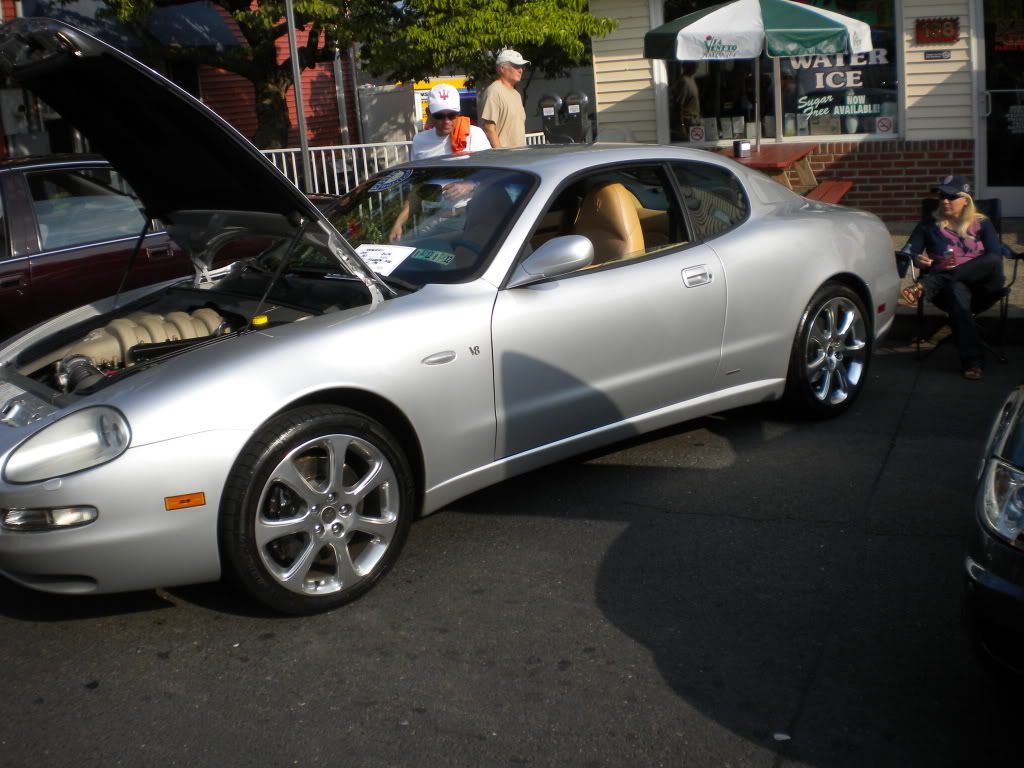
[644,0,872,146]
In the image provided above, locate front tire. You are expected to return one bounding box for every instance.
[784,283,871,418]
[220,405,414,615]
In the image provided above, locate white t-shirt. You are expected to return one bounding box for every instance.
[411,125,491,159]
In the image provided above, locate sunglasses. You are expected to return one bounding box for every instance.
[504,63,526,70]
[432,112,459,121]
[938,192,962,201]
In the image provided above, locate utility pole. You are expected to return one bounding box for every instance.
[284,0,312,192]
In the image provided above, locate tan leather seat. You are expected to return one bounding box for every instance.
[574,183,645,265]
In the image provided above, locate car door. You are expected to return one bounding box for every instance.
[490,163,727,458]
[0,172,31,339]
[7,163,190,332]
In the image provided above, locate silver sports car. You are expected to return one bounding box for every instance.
[0,18,899,614]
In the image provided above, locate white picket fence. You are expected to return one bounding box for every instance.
[262,132,547,194]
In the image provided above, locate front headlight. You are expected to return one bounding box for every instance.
[3,407,130,484]
[981,459,1024,547]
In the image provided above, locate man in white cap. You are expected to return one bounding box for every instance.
[389,84,490,240]
[411,83,491,160]
[479,49,529,148]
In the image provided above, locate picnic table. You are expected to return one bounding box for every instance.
[716,141,853,203]
[717,142,819,193]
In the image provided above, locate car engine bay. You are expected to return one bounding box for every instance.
[10,266,375,396]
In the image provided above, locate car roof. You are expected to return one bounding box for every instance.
[405,143,742,178]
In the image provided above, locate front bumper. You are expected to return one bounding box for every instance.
[0,430,248,594]
[963,522,1024,674]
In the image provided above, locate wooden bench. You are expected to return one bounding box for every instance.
[805,179,853,204]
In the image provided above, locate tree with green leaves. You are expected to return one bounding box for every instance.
[104,0,358,148]
[101,0,615,148]
[353,1,617,92]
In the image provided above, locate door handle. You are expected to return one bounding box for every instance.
[145,245,174,260]
[682,265,712,287]
[0,276,23,290]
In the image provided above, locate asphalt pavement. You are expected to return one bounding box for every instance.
[1,318,1022,768]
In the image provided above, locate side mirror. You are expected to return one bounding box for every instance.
[507,235,594,288]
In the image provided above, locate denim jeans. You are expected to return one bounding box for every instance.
[925,251,1005,369]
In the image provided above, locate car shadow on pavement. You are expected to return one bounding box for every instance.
[0,572,292,621]
[449,343,1024,767]
[164,581,302,619]
[0,576,174,620]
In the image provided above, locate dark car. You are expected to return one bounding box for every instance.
[964,384,1024,675]
[0,154,192,338]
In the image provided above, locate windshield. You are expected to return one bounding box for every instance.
[325,166,535,285]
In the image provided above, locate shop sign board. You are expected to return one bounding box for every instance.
[784,48,895,134]
[915,17,959,45]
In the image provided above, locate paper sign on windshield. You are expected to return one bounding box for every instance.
[356,244,414,276]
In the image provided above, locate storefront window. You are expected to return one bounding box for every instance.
[664,0,899,142]
[668,54,773,143]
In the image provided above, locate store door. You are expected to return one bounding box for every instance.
[980,0,1024,215]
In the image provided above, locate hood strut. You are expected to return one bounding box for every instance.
[114,216,153,309]
[249,218,310,329]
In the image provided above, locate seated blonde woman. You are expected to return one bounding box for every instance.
[899,175,1004,380]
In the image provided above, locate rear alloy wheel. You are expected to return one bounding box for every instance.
[220,406,413,615]
[785,283,871,418]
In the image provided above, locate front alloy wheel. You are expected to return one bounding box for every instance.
[221,406,414,614]
[256,433,399,595]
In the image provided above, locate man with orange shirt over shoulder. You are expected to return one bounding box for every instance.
[389,84,490,241]
[479,49,529,148]
[412,84,490,159]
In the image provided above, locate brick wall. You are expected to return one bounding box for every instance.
[274,29,339,147]
[797,140,974,222]
[199,67,259,140]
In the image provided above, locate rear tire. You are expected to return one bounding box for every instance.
[219,405,414,615]
[784,283,871,418]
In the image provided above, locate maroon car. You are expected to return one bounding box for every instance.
[0,154,192,338]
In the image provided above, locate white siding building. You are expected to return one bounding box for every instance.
[589,1,1024,218]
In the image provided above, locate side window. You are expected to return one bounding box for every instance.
[670,162,749,240]
[26,167,147,251]
[528,165,691,270]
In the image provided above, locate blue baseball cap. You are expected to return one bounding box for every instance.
[934,175,971,196]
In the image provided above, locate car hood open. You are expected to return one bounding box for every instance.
[0,17,385,294]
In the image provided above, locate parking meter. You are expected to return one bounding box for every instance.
[538,93,564,142]
[562,92,589,143]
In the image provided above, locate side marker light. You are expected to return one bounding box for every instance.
[164,493,207,511]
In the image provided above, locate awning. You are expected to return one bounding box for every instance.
[20,0,243,52]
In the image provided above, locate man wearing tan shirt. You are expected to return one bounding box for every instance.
[479,49,529,148]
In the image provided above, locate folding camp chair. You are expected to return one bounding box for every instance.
[903,197,1020,361]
